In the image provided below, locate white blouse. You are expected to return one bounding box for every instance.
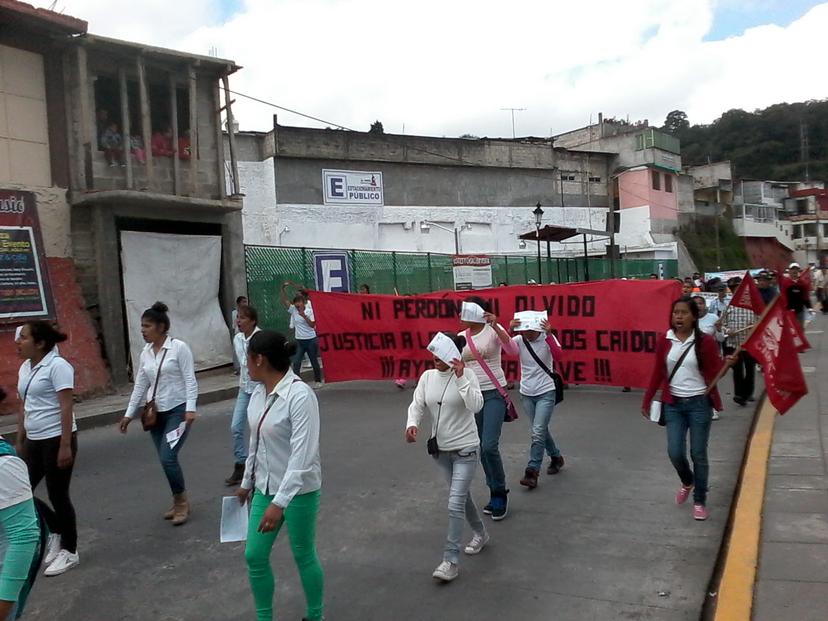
[241,370,321,508]
[125,337,199,418]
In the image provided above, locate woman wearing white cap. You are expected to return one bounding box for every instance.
[405,332,487,583]
[458,296,518,521]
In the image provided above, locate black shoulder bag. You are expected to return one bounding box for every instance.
[426,378,453,458]
[522,335,564,404]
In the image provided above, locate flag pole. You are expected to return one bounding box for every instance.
[705,295,782,395]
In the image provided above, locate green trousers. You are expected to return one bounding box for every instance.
[0,498,39,613]
[245,490,323,621]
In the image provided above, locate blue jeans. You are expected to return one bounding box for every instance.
[520,391,560,471]
[149,404,190,495]
[435,447,486,564]
[230,390,252,463]
[293,337,322,382]
[665,395,713,505]
[474,390,507,495]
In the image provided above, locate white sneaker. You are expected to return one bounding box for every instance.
[44,549,80,576]
[712,411,721,420]
[313,382,324,389]
[464,531,490,555]
[44,533,61,566]
[432,560,458,582]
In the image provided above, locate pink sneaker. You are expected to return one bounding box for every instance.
[693,504,709,521]
[675,485,693,505]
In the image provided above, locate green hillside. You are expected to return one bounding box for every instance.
[662,100,828,181]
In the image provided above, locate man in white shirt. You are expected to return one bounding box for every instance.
[707,283,730,317]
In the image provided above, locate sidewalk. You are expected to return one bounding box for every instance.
[753,314,828,620]
[0,368,239,440]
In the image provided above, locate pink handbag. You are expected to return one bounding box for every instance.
[465,329,518,422]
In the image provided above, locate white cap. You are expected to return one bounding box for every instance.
[789,262,801,269]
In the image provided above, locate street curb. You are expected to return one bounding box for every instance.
[710,396,776,621]
[0,385,239,442]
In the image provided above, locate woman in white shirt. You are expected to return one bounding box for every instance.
[509,318,565,490]
[1,427,41,619]
[406,333,487,583]
[459,296,519,521]
[224,304,261,486]
[235,331,323,621]
[15,321,79,577]
[119,302,198,526]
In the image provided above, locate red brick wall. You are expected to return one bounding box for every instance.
[0,257,111,416]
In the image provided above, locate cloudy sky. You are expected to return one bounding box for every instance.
[40,0,828,138]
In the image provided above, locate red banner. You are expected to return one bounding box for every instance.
[312,280,681,387]
[729,271,765,314]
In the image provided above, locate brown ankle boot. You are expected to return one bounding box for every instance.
[163,502,175,520]
[224,462,245,486]
[171,492,190,526]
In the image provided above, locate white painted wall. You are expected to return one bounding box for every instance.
[237,158,673,259]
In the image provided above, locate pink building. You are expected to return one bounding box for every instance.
[618,166,678,221]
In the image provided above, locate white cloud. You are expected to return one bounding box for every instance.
[42,0,828,136]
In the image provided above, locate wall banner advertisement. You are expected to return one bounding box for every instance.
[322,169,384,206]
[0,189,54,321]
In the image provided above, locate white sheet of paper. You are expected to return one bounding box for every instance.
[220,496,249,543]
[166,421,187,449]
[460,302,485,323]
[513,310,548,332]
[427,332,461,365]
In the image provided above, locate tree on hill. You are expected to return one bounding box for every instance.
[662,110,689,135]
[669,100,828,181]
[369,120,384,134]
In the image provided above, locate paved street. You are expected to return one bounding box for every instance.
[23,379,755,621]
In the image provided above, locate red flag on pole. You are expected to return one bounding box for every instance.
[729,271,765,314]
[742,298,808,414]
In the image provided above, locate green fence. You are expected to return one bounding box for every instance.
[245,246,678,332]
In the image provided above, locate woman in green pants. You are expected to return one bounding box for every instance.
[1,435,41,620]
[236,331,323,621]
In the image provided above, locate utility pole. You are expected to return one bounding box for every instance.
[715,187,721,270]
[800,120,810,182]
[500,107,526,139]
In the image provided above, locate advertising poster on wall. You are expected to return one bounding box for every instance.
[453,255,493,291]
[0,189,53,321]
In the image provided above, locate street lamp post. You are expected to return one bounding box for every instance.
[533,202,544,283]
[421,220,468,255]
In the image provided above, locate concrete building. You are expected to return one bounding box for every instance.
[232,115,691,274]
[553,116,685,263]
[0,0,110,410]
[64,35,245,383]
[0,0,245,393]
[234,121,612,258]
[783,187,828,266]
[729,179,813,269]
